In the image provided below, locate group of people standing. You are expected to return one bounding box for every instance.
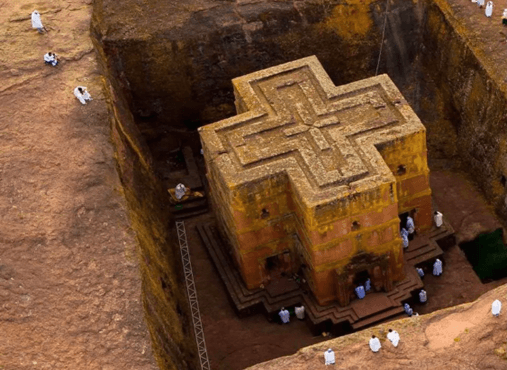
[31,10,93,105]
[323,328,401,365]
[278,305,305,324]
[470,0,504,19]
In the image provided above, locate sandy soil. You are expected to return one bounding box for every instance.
[0,1,156,369]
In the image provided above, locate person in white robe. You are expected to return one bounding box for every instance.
[365,278,371,292]
[404,303,413,317]
[44,52,58,66]
[478,0,485,8]
[406,216,415,235]
[31,11,45,33]
[355,285,365,299]
[295,305,305,320]
[175,183,187,200]
[492,299,502,317]
[434,211,443,228]
[324,349,335,365]
[486,1,494,17]
[400,228,409,249]
[502,9,507,25]
[74,86,92,105]
[369,335,381,353]
[279,307,290,324]
[433,259,443,276]
[416,267,425,278]
[419,289,427,304]
[387,329,400,347]
[471,0,477,3]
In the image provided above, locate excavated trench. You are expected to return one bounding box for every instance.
[90,0,507,369]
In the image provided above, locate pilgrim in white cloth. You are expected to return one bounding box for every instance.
[416,267,425,278]
[419,289,427,304]
[355,285,365,299]
[74,86,92,105]
[404,303,413,317]
[31,11,46,33]
[365,278,371,292]
[485,1,494,17]
[175,183,187,200]
[400,228,409,249]
[324,348,335,365]
[278,307,290,324]
[387,329,400,347]
[406,216,415,235]
[434,211,443,228]
[369,335,381,353]
[492,300,502,317]
[44,52,58,66]
[433,259,443,276]
[295,305,305,320]
[478,0,485,8]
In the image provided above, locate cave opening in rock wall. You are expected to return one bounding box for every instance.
[91,0,507,369]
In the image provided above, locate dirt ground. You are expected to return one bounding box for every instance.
[184,165,507,370]
[0,1,156,369]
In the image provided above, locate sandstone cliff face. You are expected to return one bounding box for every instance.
[246,284,507,369]
[92,0,420,133]
[418,0,507,219]
[92,31,199,370]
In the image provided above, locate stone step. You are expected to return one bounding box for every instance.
[351,306,405,330]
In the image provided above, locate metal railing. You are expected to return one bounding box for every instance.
[176,220,211,370]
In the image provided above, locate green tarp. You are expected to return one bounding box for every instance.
[460,228,507,281]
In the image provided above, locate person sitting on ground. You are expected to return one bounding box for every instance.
[416,267,425,278]
[355,285,365,299]
[369,335,381,353]
[44,52,58,66]
[278,307,290,324]
[502,9,507,24]
[324,348,335,365]
[365,278,371,292]
[492,299,502,317]
[486,1,494,17]
[433,258,443,276]
[295,305,305,320]
[74,86,92,105]
[387,329,400,347]
[31,10,46,33]
[404,303,413,317]
[174,183,187,200]
[419,289,427,304]
[434,211,443,228]
[400,228,409,249]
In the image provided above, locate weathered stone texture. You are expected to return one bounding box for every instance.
[200,56,431,305]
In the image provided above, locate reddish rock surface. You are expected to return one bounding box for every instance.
[0,1,156,369]
[246,284,507,369]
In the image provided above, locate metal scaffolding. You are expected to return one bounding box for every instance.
[176,220,211,370]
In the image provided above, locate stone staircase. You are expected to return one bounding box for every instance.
[197,223,432,331]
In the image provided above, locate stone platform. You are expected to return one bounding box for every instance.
[196,216,454,331]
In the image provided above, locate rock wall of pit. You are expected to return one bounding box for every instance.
[419,0,507,219]
[91,26,199,370]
